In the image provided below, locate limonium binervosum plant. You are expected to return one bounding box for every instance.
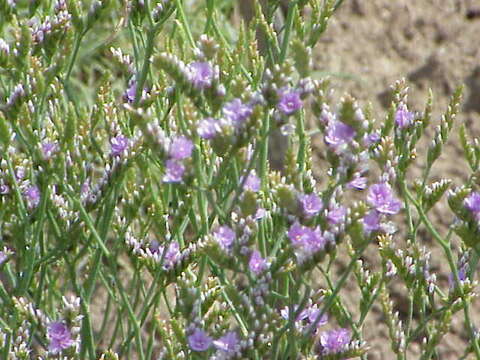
[0,0,479,359]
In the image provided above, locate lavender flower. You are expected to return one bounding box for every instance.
[47,322,74,354]
[213,225,235,251]
[319,328,351,354]
[249,250,268,275]
[395,103,414,128]
[448,266,468,289]
[298,193,323,218]
[163,160,186,183]
[280,305,309,321]
[188,328,212,352]
[213,331,239,354]
[347,176,368,190]
[325,121,356,149]
[367,182,401,215]
[169,136,194,160]
[24,185,40,209]
[188,62,213,89]
[364,131,381,146]
[287,223,326,253]
[277,89,303,115]
[158,241,180,270]
[41,141,58,160]
[197,118,219,139]
[110,135,129,157]
[465,192,480,221]
[124,80,137,103]
[242,171,261,192]
[327,205,346,225]
[307,305,329,328]
[362,210,381,234]
[223,99,253,126]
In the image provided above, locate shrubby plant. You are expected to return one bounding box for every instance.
[0,0,479,359]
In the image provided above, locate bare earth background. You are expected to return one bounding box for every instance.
[310,0,480,358]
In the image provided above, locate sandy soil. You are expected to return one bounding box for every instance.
[311,0,480,358]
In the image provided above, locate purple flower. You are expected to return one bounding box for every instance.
[213,331,239,354]
[319,328,351,354]
[0,251,8,265]
[395,103,414,128]
[277,90,303,115]
[280,305,310,322]
[159,241,180,270]
[188,328,212,352]
[327,205,346,225]
[223,99,253,126]
[169,136,193,160]
[465,192,480,221]
[254,208,266,220]
[188,62,213,89]
[213,225,235,251]
[249,250,268,275]
[364,131,381,146]
[110,135,129,156]
[24,185,40,209]
[197,118,219,139]
[347,176,368,190]
[124,80,137,103]
[242,172,261,192]
[448,266,468,288]
[0,182,9,195]
[47,322,74,354]
[298,193,323,218]
[362,210,381,233]
[287,223,325,253]
[163,160,186,183]
[41,141,58,160]
[325,121,356,149]
[367,182,402,215]
[307,305,329,327]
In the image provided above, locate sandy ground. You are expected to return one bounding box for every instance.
[310,0,480,358]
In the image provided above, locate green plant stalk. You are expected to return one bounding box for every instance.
[404,186,480,359]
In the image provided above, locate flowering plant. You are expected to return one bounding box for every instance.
[0,1,479,359]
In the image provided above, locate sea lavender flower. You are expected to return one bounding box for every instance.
[298,193,323,218]
[307,305,329,328]
[213,331,239,354]
[277,89,303,115]
[287,223,325,253]
[163,160,185,183]
[367,182,402,215]
[110,135,129,157]
[159,241,180,270]
[319,328,351,354]
[448,265,468,289]
[0,181,10,195]
[280,305,309,322]
[124,80,136,103]
[41,141,58,160]
[362,210,381,234]
[47,322,74,354]
[242,171,261,192]
[213,225,235,251]
[169,136,194,160]
[188,328,212,352]
[325,121,356,149]
[223,99,253,127]
[327,205,346,225]
[347,176,368,190]
[395,103,414,128]
[249,250,267,275]
[364,131,381,146]
[197,117,219,139]
[188,62,213,89]
[465,192,480,221]
[24,185,40,209]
